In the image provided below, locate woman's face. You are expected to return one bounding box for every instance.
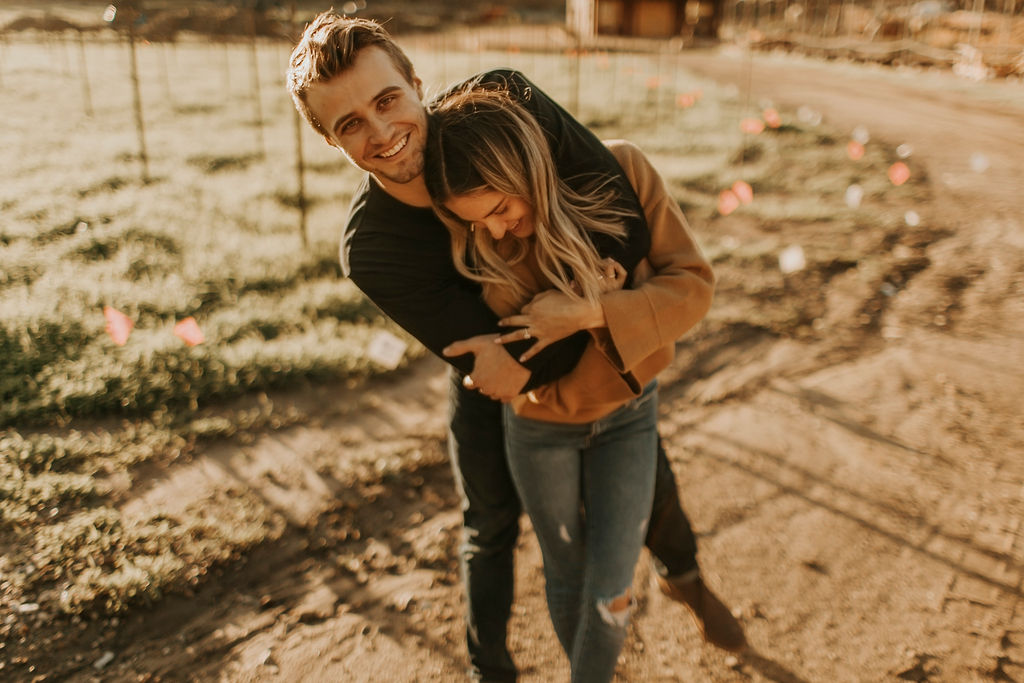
[444,189,535,241]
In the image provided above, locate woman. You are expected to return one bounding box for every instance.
[424,83,714,682]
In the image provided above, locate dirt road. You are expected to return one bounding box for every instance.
[25,50,1024,682]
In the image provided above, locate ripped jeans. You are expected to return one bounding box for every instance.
[503,382,658,683]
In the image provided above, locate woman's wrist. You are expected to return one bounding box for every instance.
[577,300,607,330]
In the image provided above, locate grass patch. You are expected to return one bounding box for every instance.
[187,152,261,173]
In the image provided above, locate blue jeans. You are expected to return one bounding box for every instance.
[448,373,520,682]
[448,371,696,681]
[503,382,659,683]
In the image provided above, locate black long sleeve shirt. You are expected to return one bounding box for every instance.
[341,69,651,391]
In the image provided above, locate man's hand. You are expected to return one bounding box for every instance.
[443,334,530,402]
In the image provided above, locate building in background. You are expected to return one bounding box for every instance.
[566,0,723,41]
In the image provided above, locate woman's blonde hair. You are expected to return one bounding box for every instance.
[424,83,629,305]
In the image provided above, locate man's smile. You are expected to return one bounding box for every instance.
[378,134,409,159]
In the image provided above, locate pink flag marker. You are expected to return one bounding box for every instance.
[718,190,741,216]
[732,180,754,204]
[888,162,911,186]
[676,93,696,108]
[103,306,134,346]
[173,317,205,347]
[740,118,765,134]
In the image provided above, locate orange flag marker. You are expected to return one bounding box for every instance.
[103,306,134,346]
[174,317,205,347]
[888,162,911,186]
[732,180,754,204]
[676,93,696,108]
[847,140,865,160]
[763,108,781,128]
[740,118,765,134]
[718,190,740,216]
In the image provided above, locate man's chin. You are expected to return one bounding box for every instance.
[378,161,425,186]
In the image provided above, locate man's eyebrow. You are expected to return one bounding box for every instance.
[332,85,403,135]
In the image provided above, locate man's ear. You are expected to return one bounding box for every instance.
[414,76,423,100]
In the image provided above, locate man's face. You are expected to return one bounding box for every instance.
[305,46,427,187]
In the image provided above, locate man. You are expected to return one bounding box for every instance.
[287,12,746,681]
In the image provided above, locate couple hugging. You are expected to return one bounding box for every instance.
[287,11,746,682]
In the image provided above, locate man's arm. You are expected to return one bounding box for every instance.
[343,181,589,392]
[344,70,653,394]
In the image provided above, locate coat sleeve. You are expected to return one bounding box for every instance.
[590,140,715,373]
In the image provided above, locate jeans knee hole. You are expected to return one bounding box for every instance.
[596,589,632,628]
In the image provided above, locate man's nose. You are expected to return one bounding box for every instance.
[367,115,393,142]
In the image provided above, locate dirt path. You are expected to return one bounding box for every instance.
[28,50,1024,682]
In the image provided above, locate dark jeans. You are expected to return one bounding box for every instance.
[446,371,698,682]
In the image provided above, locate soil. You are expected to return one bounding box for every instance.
[10,50,1024,682]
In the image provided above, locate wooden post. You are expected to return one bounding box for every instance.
[289,4,308,250]
[57,33,71,77]
[223,40,231,94]
[292,108,309,250]
[126,9,150,182]
[969,0,985,46]
[77,31,94,117]
[0,32,7,89]
[248,9,266,159]
[652,47,663,131]
[569,32,582,117]
[160,41,173,105]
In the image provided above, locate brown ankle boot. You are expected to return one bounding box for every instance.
[656,572,748,653]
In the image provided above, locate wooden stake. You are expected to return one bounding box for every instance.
[969,0,985,46]
[160,41,173,105]
[77,31,93,117]
[249,10,265,159]
[127,16,150,182]
[292,107,309,250]
[289,3,308,250]
[569,33,582,117]
[223,41,231,95]
[0,33,6,89]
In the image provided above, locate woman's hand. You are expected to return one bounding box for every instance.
[495,258,625,363]
[594,258,627,294]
